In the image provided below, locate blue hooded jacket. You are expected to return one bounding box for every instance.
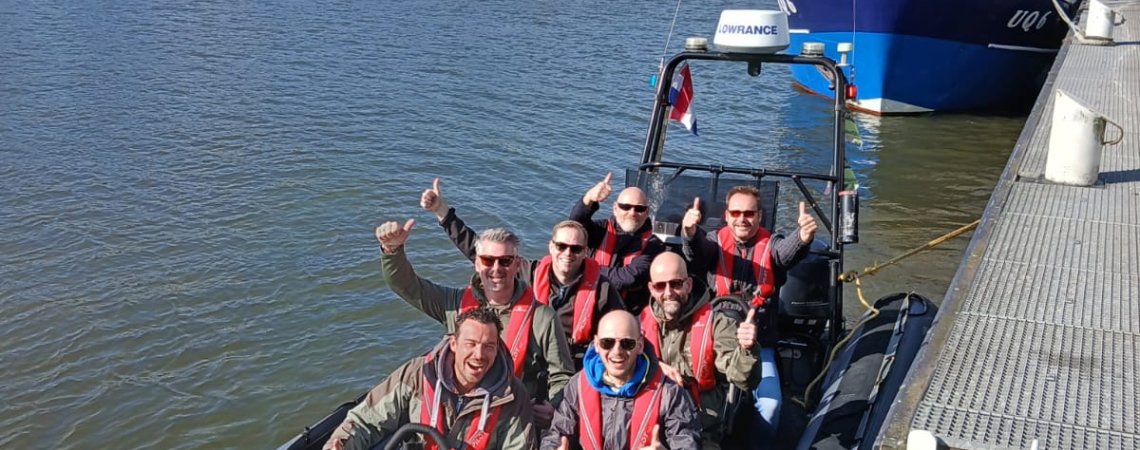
[582,345,651,398]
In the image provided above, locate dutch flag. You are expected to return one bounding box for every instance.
[669,63,698,135]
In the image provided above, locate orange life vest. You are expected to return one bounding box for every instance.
[532,256,600,346]
[593,220,652,268]
[459,287,536,378]
[577,369,665,450]
[639,304,716,403]
[714,226,775,308]
[419,351,503,450]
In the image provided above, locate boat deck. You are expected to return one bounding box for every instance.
[877,3,1140,449]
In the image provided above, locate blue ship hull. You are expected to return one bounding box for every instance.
[781,0,1077,114]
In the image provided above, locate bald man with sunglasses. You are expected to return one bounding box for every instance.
[376,219,575,430]
[679,185,818,446]
[541,310,702,450]
[570,172,667,316]
[420,178,626,369]
[640,252,757,450]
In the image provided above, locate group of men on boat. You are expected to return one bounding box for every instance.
[321,172,818,450]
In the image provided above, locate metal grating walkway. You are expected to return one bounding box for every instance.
[877,2,1140,449]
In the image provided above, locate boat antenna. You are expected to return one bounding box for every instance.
[849,0,857,83]
[652,0,685,87]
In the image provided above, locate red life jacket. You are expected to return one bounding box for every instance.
[459,287,536,378]
[577,368,665,450]
[714,226,775,308]
[532,256,600,346]
[419,351,503,450]
[639,304,716,403]
[593,219,652,268]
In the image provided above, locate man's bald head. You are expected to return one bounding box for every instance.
[650,251,687,280]
[616,187,647,205]
[597,309,640,338]
[594,309,644,381]
[648,252,692,321]
[612,187,650,232]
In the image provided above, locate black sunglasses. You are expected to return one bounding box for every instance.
[597,337,638,351]
[551,241,586,255]
[616,203,648,213]
[477,255,516,267]
[649,278,687,292]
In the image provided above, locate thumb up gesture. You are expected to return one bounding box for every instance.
[420,178,449,221]
[681,197,702,239]
[583,172,614,206]
[376,219,416,254]
[639,424,665,450]
[736,307,758,350]
[798,202,818,243]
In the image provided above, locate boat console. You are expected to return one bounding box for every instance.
[277,10,940,450]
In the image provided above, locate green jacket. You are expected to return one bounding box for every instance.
[382,247,575,403]
[327,339,536,450]
[644,288,757,444]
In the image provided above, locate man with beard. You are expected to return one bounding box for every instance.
[323,308,536,450]
[640,252,758,450]
[376,219,574,429]
[541,310,701,450]
[680,185,817,443]
[571,172,666,315]
[419,179,626,368]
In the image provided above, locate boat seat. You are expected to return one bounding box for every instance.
[625,168,778,245]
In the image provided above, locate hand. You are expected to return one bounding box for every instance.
[322,421,354,450]
[798,202,818,243]
[657,362,685,386]
[638,424,665,450]
[737,307,758,350]
[420,177,449,221]
[582,172,614,206]
[681,197,702,238]
[557,436,570,450]
[322,438,344,450]
[375,219,416,254]
[533,400,555,429]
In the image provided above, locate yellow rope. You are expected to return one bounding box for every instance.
[839,219,980,283]
[791,219,979,409]
[792,277,880,408]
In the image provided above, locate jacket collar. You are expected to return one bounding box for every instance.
[423,337,514,406]
[582,345,660,398]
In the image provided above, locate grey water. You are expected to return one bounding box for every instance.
[0,1,1024,448]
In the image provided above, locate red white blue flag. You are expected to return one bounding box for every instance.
[669,63,698,135]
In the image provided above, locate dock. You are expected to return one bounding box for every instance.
[876,3,1140,449]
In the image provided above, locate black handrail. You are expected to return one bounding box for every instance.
[639,49,851,345]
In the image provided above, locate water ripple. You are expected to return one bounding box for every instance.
[0,0,1021,448]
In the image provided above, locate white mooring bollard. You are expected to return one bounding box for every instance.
[1045,89,1124,186]
[1084,0,1126,45]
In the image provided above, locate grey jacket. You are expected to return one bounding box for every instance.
[436,207,626,367]
[644,288,757,444]
[326,339,537,450]
[381,247,575,403]
[682,226,809,294]
[539,354,702,450]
